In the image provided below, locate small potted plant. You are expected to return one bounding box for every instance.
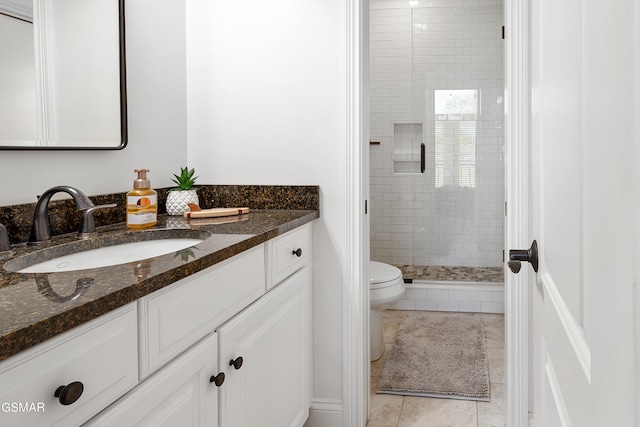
[166,167,199,216]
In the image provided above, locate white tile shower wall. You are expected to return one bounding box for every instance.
[370,0,504,267]
[393,282,504,314]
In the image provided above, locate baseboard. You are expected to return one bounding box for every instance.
[305,399,344,427]
[393,280,504,314]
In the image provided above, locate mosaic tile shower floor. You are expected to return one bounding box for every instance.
[395,265,504,283]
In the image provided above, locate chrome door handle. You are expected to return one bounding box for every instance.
[508,240,539,273]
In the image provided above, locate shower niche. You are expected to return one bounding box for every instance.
[392,123,423,175]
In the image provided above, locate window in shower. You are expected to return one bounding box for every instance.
[434,90,478,188]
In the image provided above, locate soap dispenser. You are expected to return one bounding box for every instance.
[127,169,158,229]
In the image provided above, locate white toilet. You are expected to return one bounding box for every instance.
[369,261,406,361]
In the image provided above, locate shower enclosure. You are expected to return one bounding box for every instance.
[369,0,504,277]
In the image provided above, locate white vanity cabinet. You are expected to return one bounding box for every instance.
[0,303,138,427]
[89,222,312,426]
[0,223,312,426]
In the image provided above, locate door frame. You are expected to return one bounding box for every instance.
[503,0,531,425]
[344,0,370,426]
[344,0,531,425]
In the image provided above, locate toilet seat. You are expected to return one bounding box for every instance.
[370,261,403,289]
[369,261,404,306]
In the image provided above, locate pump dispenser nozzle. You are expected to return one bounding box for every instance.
[134,169,151,189]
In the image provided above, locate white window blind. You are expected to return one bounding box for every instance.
[434,90,477,188]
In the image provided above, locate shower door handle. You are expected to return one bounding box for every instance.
[420,143,425,173]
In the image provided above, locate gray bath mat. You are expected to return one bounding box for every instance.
[377,312,490,401]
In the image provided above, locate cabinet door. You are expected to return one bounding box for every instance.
[218,267,311,427]
[0,303,137,427]
[87,333,220,427]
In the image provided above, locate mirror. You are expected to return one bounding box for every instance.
[0,0,126,150]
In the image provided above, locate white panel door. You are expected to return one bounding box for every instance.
[528,0,635,425]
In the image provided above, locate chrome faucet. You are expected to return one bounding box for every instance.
[29,186,97,244]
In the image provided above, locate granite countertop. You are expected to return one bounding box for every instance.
[0,209,318,363]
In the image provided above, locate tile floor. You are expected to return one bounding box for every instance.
[367,310,505,427]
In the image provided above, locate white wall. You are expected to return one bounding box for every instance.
[369,0,504,268]
[0,0,187,206]
[0,0,350,424]
[186,0,348,423]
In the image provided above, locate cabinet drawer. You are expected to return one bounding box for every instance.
[139,245,265,376]
[266,224,311,289]
[0,303,138,427]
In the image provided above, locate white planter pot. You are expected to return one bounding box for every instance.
[166,190,199,216]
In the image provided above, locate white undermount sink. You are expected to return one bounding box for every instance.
[18,239,202,273]
[4,229,208,274]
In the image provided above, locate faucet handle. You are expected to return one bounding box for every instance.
[0,223,11,252]
[78,204,117,239]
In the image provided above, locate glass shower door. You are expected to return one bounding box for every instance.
[369,0,504,270]
[410,2,504,269]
